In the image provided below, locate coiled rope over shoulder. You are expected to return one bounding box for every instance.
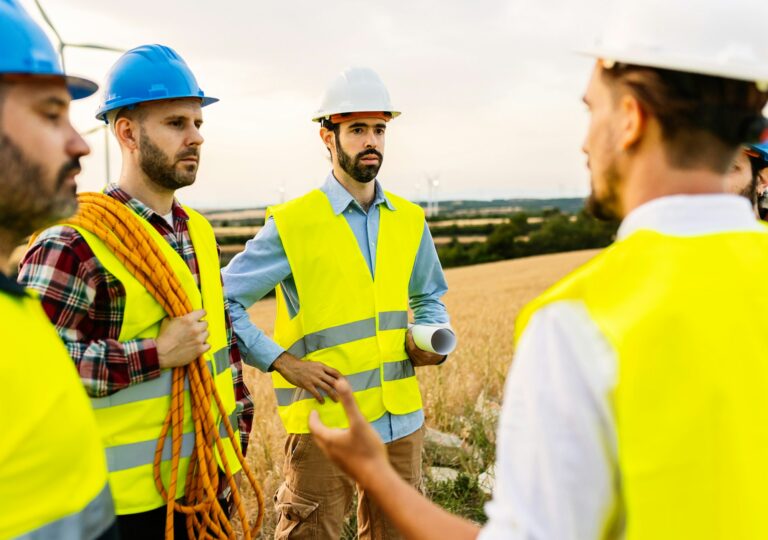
[60,192,264,539]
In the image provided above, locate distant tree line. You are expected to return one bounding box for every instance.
[435,208,618,268]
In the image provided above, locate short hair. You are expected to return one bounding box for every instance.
[601,65,768,173]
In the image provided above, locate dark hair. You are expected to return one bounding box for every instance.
[320,119,339,156]
[601,64,768,173]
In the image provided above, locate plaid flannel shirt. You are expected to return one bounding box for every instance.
[18,185,253,451]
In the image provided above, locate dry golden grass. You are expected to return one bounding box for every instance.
[238,249,600,537]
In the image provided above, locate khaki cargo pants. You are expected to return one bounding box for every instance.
[274,427,424,539]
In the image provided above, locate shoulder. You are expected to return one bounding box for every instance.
[24,225,94,265]
[384,191,424,217]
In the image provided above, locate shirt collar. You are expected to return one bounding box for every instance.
[320,173,396,215]
[105,183,189,223]
[617,194,763,241]
[0,270,27,297]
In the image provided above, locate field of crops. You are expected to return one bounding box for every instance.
[236,249,600,536]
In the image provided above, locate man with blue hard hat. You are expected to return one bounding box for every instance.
[0,0,117,538]
[19,43,254,539]
[725,141,768,213]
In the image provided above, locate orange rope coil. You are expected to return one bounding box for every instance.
[50,193,265,539]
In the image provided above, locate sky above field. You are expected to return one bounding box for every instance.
[21,0,611,208]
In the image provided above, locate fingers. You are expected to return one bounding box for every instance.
[306,383,325,405]
[186,308,207,321]
[334,378,366,428]
[308,410,332,444]
[323,365,342,379]
[315,378,339,402]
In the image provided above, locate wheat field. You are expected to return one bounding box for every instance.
[237,249,600,537]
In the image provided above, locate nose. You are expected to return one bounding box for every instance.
[188,126,204,147]
[68,122,91,159]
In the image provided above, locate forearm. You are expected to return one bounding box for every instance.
[65,336,162,397]
[364,464,479,540]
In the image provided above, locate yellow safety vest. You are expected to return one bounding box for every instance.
[64,205,241,515]
[0,288,114,539]
[269,189,425,433]
[515,228,768,540]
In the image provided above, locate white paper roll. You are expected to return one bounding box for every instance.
[410,324,457,355]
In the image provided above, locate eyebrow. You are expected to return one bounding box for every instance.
[348,122,387,129]
[164,115,203,124]
[42,96,68,108]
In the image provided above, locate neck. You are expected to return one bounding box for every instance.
[332,165,376,209]
[117,162,176,216]
[620,146,727,217]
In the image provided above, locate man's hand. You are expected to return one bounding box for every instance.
[156,309,211,369]
[272,352,342,404]
[309,378,388,485]
[406,329,446,367]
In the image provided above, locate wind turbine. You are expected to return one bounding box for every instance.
[33,0,125,184]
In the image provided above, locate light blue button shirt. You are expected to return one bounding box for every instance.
[223,173,450,442]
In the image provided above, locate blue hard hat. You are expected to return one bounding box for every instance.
[95,44,218,123]
[748,142,768,165]
[0,0,97,99]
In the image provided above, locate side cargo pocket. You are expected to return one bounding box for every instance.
[274,482,320,540]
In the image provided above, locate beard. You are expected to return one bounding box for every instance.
[335,136,383,184]
[0,130,79,238]
[585,158,623,221]
[738,175,759,207]
[139,129,199,191]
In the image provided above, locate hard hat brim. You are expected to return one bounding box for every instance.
[312,110,401,123]
[577,47,768,86]
[96,95,219,123]
[66,74,99,101]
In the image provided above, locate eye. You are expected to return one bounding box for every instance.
[169,119,184,128]
[352,127,364,135]
[375,128,385,135]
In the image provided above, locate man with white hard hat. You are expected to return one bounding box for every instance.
[223,67,451,539]
[306,0,768,538]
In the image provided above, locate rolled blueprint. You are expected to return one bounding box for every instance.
[410,324,457,355]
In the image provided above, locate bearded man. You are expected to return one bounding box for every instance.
[222,67,452,540]
[18,44,253,540]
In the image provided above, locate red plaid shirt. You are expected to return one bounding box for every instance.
[18,185,253,450]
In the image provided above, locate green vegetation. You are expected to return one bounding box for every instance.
[436,208,618,268]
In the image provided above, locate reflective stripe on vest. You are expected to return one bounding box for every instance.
[105,412,239,472]
[269,189,425,433]
[90,349,231,410]
[64,204,241,515]
[0,291,114,538]
[18,484,114,540]
[515,228,768,540]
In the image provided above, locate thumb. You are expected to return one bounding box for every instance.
[308,410,332,442]
[334,378,366,429]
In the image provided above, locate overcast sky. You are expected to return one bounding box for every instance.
[21,0,609,208]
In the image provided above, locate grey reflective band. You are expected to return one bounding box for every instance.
[91,349,231,410]
[214,348,230,374]
[287,318,377,359]
[18,483,115,540]
[106,431,196,472]
[106,411,239,472]
[378,311,408,331]
[219,412,239,438]
[275,366,382,407]
[383,359,415,381]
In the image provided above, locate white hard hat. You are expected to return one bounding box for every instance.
[581,0,768,88]
[312,67,401,123]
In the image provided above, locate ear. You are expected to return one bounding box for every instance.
[617,93,645,151]
[319,126,335,152]
[114,117,139,151]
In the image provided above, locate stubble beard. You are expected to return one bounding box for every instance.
[138,129,199,191]
[0,130,79,239]
[335,136,383,184]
